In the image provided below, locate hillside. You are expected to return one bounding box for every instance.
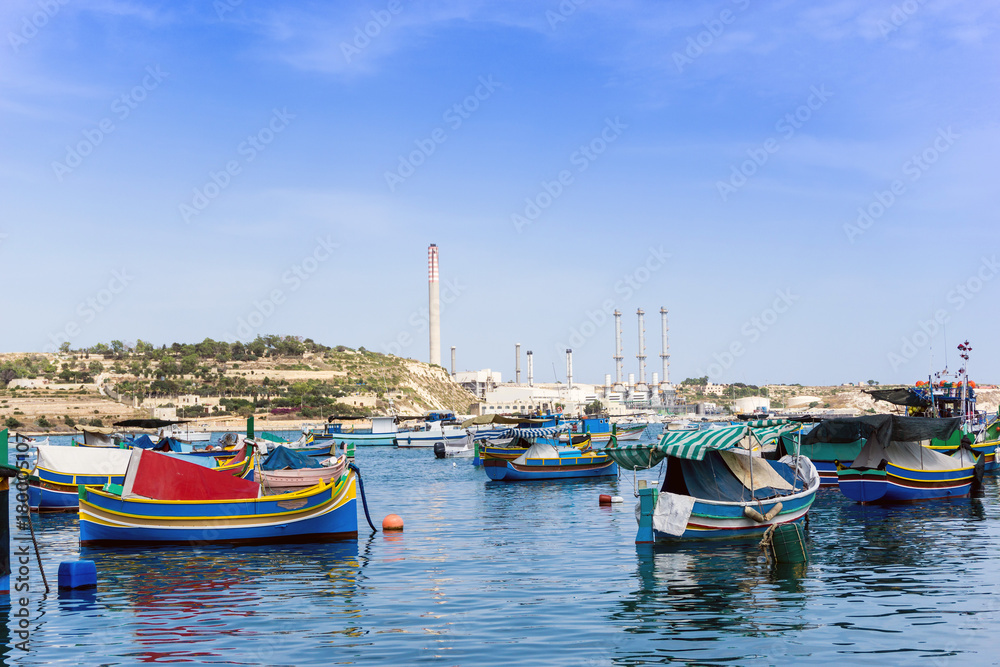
[675,382,1000,416]
[0,337,477,434]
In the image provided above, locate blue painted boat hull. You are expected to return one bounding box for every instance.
[813,461,839,486]
[652,492,816,542]
[484,456,617,481]
[837,463,974,503]
[28,482,85,511]
[79,473,358,546]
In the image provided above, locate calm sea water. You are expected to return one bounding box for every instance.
[5,429,1000,665]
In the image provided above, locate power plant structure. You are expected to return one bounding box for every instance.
[453,298,678,416]
[428,244,441,367]
[612,310,624,392]
[659,307,670,390]
[566,349,573,390]
[598,305,676,410]
[635,308,647,391]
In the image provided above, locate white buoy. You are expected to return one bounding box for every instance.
[611,496,624,503]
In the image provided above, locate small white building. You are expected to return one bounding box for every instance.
[152,407,178,420]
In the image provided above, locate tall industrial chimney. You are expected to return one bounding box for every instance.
[566,349,573,390]
[428,244,441,367]
[660,307,670,386]
[515,343,521,384]
[450,346,456,376]
[527,350,534,386]
[636,308,646,385]
[613,310,623,387]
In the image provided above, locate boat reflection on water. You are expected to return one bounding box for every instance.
[818,493,987,571]
[80,540,366,663]
[604,542,812,664]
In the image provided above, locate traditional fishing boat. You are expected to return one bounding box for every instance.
[73,425,121,448]
[483,434,615,481]
[258,445,348,492]
[775,418,862,486]
[78,448,358,546]
[834,415,979,503]
[606,419,819,543]
[867,379,999,471]
[560,416,647,444]
[29,443,255,511]
[475,424,573,464]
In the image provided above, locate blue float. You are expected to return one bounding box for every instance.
[58,560,97,590]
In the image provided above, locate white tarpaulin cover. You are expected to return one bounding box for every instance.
[35,444,133,475]
[651,492,696,537]
[719,450,794,492]
[512,442,559,464]
[882,441,971,471]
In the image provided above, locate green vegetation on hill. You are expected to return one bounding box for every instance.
[35,335,475,417]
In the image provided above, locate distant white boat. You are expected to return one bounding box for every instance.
[396,423,469,448]
[158,424,212,443]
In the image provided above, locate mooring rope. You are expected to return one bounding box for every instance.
[27,510,49,594]
[348,463,378,533]
[758,524,777,563]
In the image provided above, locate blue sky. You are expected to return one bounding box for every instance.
[2,0,998,386]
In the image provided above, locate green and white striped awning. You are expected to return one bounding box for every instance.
[659,424,750,460]
[749,422,799,446]
[605,420,795,470]
[605,443,668,471]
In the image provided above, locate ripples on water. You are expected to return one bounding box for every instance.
[5,432,1000,665]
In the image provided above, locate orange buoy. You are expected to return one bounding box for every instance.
[382,514,404,531]
[599,494,612,505]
